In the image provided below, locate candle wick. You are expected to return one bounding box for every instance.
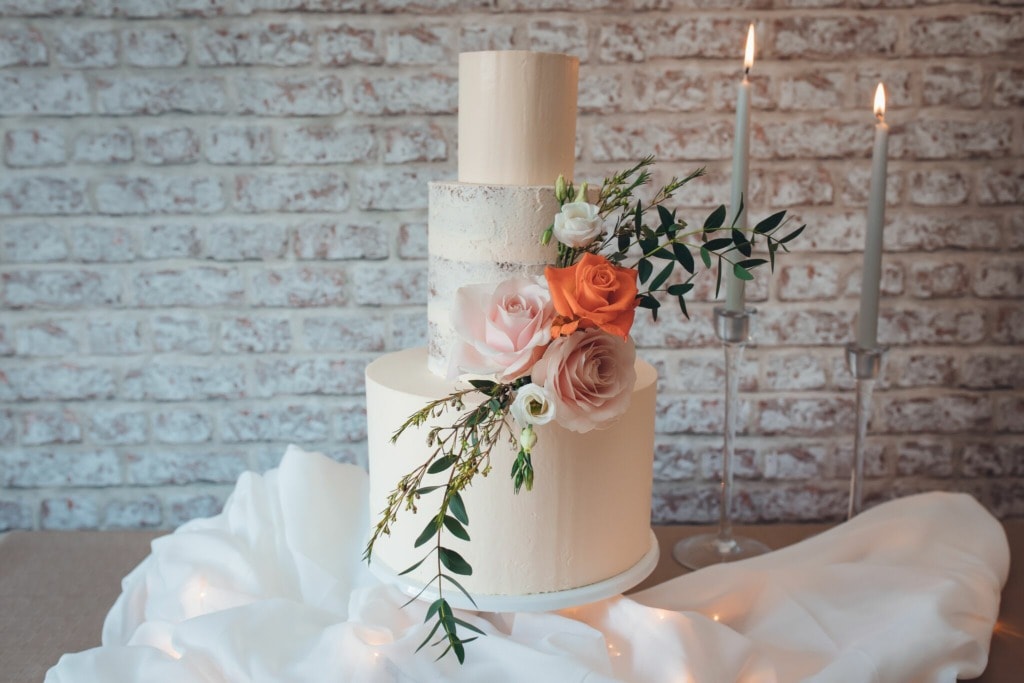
[875,112,884,123]
[744,66,750,77]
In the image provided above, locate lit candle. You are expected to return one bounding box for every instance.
[725,24,755,313]
[856,83,889,349]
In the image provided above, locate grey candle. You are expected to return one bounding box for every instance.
[856,83,889,349]
[725,24,755,313]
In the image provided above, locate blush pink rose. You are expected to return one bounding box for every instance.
[531,328,637,433]
[449,276,555,381]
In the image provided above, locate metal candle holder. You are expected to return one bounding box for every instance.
[844,343,888,519]
[673,307,770,570]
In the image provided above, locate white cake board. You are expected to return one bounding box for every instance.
[369,529,660,613]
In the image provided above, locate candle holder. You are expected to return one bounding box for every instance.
[673,307,770,570]
[844,343,888,519]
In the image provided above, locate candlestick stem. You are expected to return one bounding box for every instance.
[674,308,770,570]
[845,343,887,519]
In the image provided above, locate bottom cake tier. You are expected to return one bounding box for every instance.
[365,347,657,598]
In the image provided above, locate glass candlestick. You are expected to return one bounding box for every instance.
[674,307,770,570]
[844,343,887,519]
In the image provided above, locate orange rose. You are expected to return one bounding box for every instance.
[544,252,639,340]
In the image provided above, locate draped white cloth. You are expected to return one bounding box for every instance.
[47,446,1009,683]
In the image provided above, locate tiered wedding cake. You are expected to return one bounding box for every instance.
[365,51,658,599]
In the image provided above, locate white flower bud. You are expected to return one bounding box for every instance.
[555,174,568,203]
[552,201,603,249]
[520,425,537,452]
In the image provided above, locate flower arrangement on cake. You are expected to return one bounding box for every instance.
[363,156,804,663]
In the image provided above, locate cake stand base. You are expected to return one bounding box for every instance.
[673,532,771,570]
[370,529,660,613]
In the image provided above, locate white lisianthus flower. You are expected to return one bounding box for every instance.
[510,383,556,427]
[553,201,603,248]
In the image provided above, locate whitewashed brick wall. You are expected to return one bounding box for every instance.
[1,0,1021,530]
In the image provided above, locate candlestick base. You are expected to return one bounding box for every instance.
[714,306,755,344]
[844,342,888,519]
[674,532,771,570]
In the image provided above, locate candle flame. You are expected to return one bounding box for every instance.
[743,24,755,72]
[873,82,886,119]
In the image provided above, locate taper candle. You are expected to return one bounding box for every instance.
[856,83,889,349]
[725,24,754,313]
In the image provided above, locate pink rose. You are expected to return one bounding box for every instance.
[531,329,637,433]
[450,276,555,381]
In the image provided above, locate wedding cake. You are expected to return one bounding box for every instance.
[365,51,657,599]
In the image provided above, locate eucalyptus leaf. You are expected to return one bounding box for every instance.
[667,282,694,297]
[414,516,440,548]
[449,492,468,524]
[443,514,470,541]
[733,263,755,281]
[638,258,653,283]
[649,261,674,292]
[399,554,430,576]
[427,454,457,474]
[779,225,806,244]
[467,379,495,392]
[700,246,711,268]
[439,548,473,576]
[673,242,694,273]
[657,204,674,229]
[441,573,479,609]
[754,210,786,234]
[677,295,689,318]
[704,204,726,231]
[704,237,732,252]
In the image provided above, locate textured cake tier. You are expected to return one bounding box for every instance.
[427,181,559,377]
[458,51,578,185]
[366,347,657,597]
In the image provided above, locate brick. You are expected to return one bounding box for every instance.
[350,72,456,115]
[667,352,756,393]
[152,411,214,444]
[993,305,1024,344]
[527,20,588,61]
[397,222,426,260]
[759,396,854,436]
[777,71,846,111]
[89,0,230,17]
[2,270,121,308]
[250,358,367,397]
[633,67,717,114]
[249,267,347,307]
[138,224,200,259]
[0,23,46,66]
[4,128,66,168]
[459,24,514,52]
[356,167,447,211]
[883,352,957,389]
[0,0,87,14]
[839,167,902,208]
[973,260,1024,298]
[761,353,828,391]
[133,267,244,307]
[139,126,201,165]
[88,318,145,355]
[0,176,89,215]
[127,450,247,485]
[961,442,1024,477]
[2,362,116,400]
[590,121,733,163]
[70,223,135,262]
[14,319,80,356]
[0,409,12,443]
[651,483,720,524]
[960,353,1024,390]
[834,441,887,479]
[761,165,833,206]
[651,439,701,480]
[221,316,292,353]
[3,449,120,487]
[776,263,841,301]
[853,69,913,110]
[580,71,632,115]
[204,222,289,261]
[102,495,162,529]
[905,259,969,299]
[41,497,100,530]
[656,395,738,435]
[21,408,82,445]
[977,167,1024,205]
[95,75,227,115]
[922,65,983,108]
[167,492,225,527]
[699,446,759,481]
[750,485,850,523]
[895,440,955,477]
[0,500,33,532]
[877,307,985,345]
[122,362,246,401]
[293,222,388,260]
[630,311,717,349]
[844,261,904,299]
[994,396,1024,432]
[235,74,344,115]
[761,445,831,481]
[383,123,447,164]
[901,117,1013,160]
[53,28,118,68]
[391,310,426,349]
[152,313,213,353]
[755,119,871,160]
[318,23,381,66]
[384,25,453,65]
[95,175,224,214]
[303,314,387,352]
[333,402,367,442]
[205,124,274,165]
[353,262,427,306]
[234,171,348,213]
[278,123,376,164]
[906,169,969,206]
[88,408,148,445]
[0,326,11,356]
[197,21,312,66]
[72,127,133,164]
[907,12,1024,56]
[885,212,1003,251]
[879,393,992,433]
[772,16,898,58]
[2,223,68,262]
[123,27,188,67]
[598,17,750,63]
[756,308,855,346]
[993,68,1024,107]
[221,405,329,442]
[989,480,1024,518]
[709,71,775,113]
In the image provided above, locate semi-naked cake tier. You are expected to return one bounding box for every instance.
[366,348,658,596]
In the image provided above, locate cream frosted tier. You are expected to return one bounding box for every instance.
[427,181,559,376]
[366,347,657,597]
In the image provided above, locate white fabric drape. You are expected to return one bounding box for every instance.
[47,446,1009,683]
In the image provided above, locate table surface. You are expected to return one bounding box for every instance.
[2,523,1021,683]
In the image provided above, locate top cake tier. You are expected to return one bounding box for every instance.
[458,51,579,186]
